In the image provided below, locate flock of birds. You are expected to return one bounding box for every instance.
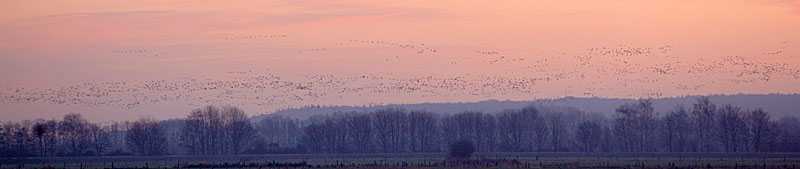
[224,34,287,40]
[475,50,501,55]
[111,49,168,57]
[762,41,789,56]
[1,34,798,111]
[294,38,533,66]
[299,39,440,57]
[111,49,148,53]
[446,49,527,64]
[348,39,421,49]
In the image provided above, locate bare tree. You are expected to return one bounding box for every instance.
[32,120,49,156]
[660,105,690,152]
[748,108,771,152]
[496,110,522,152]
[408,111,437,152]
[598,123,615,152]
[87,124,110,155]
[443,111,497,152]
[182,106,223,155]
[0,123,6,156]
[8,101,800,157]
[42,119,58,156]
[613,100,657,152]
[481,113,498,152]
[440,114,459,152]
[301,114,348,153]
[326,114,349,153]
[346,112,373,153]
[497,108,537,152]
[449,112,480,151]
[576,120,602,152]
[257,115,301,147]
[1,122,34,157]
[182,112,203,155]
[519,106,541,152]
[221,106,254,154]
[776,117,800,152]
[126,117,166,156]
[547,112,568,151]
[300,122,328,153]
[717,104,747,152]
[692,96,717,152]
[59,113,91,156]
[372,108,407,153]
[532,114,548,152]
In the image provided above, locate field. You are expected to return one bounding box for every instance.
[3,153,800,169]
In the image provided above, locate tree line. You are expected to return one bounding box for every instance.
[1,97,799,157]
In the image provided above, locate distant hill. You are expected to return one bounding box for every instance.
[251,94,800,121]
[534,94,800,118]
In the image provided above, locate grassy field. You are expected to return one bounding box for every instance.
[3,153,800,169]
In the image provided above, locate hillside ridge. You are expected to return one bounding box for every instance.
[252,94,800,120]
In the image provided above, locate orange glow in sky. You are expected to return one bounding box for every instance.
[1,0,799,121]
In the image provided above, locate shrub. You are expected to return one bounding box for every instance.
[449,140,475,159]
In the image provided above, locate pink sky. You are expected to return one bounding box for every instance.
[0,0,799,121]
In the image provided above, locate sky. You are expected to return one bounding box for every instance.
[1,0,799,122]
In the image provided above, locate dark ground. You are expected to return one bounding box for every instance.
[3,152,800,169]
